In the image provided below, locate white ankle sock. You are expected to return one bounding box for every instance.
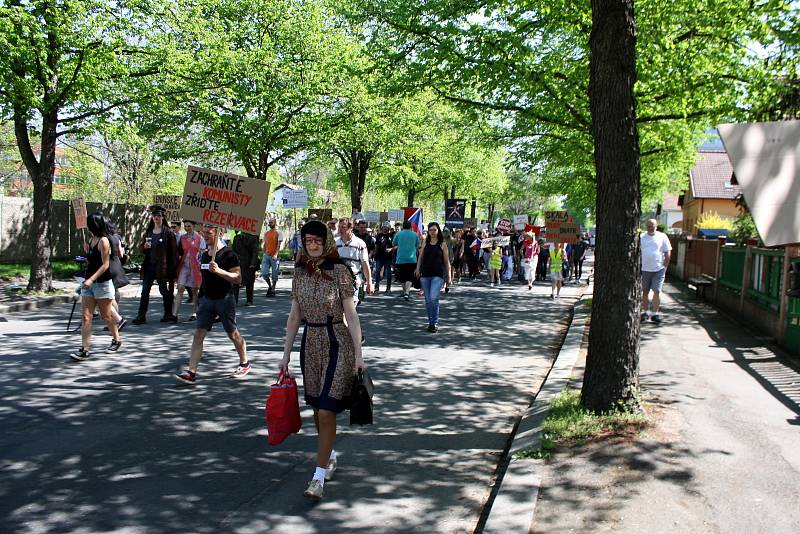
[329,450,337,461]
[312,466,327,482]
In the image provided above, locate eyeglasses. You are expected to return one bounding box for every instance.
[304,237,324,245]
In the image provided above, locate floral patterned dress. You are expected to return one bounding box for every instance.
[292,260,356,413]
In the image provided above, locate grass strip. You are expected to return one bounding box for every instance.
[515,387,648,460]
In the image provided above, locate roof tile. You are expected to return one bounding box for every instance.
[689,151,741,199]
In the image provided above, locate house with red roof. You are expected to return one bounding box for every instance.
[678,150,742,236]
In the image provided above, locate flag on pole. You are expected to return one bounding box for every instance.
[470,238,482,251]
[408,208,424,236]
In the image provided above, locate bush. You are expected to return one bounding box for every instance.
[731,211,760,246]
[695,210,733,230]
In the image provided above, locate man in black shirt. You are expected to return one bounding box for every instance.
[373,222,395,293]
[175,225,251,385]
[571,234,588,283]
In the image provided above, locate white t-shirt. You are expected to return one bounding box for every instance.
[336,234,368,276]
[640,231,672,272]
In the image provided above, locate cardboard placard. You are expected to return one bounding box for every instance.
[388,209,405,222]
[524,224,541,235]
[364,211,380,223]
[545,210,569,224]
[546,221,580,244]
[308,208,333,221]
[181,165,270,236]
[153,194,182,223]
[513,214,528,230]
[71,196,87,229]
[464,217,478,229]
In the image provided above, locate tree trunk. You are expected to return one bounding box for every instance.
[488,203,495,224]
[24,115,57,291]
[470,200,476,218]
[450,185,456,199]
[582,0,642,412]
[346,149,371,212]
[407,188,416,207]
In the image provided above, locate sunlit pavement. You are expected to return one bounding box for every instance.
[0,263,591,533]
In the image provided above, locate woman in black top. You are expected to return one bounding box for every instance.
[415,222,451,332]
[72,213,122,361]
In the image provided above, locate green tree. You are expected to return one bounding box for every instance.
[146,0,357,182]
[0,0,165,290]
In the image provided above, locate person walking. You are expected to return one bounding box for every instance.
[452,229,465,285]
[175,225,251,385]
[133,206,178,324]
[103,216,129,331]
[640,218,672,323]
[232,230,260,306]
[571,234,588,283]
[521,232,540,290]
[489,242,502,287]
[537,239,550,281]
[415,222,451,332]
[392,220,421,301]
[278,220,366,501]
[373,221,395,293]
[550,242,567,299]
[335,217,372,306]
[261,219,283,297]
[173,220,204,321]
[72,213,122,360]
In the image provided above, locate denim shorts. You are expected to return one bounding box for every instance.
[642,268,666,292]
[80,279,115,300]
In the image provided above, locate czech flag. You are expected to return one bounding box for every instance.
[470,238,482,251]
[407,207,424,236]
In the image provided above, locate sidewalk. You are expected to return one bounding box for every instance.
[531,281,800,533]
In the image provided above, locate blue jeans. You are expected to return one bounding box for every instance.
[373,257,392,289]
[261,256,280,284]
[420,276,444,326]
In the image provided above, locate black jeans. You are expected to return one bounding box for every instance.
[235,267,256,304]
[137,267,174,319]
[573,259,585,280]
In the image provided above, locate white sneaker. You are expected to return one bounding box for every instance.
[304,479,324,501]
[325,457,337,481]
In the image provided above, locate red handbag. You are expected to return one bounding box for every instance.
[265,372,302,446]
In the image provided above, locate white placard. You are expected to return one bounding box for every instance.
[282,188,308,209]
[364,211,380,223]
[513,214,528,230]
[388,209,405,221]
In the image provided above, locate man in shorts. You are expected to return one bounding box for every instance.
[393,220,421,301]
[175,225,251,385]
[640,218,672,324]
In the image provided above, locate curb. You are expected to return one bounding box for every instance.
[0,293,77,315]
[482,288,592,533]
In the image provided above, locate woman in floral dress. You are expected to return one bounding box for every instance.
[279,220,366,501]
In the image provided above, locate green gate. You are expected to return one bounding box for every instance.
[787,258,800,357]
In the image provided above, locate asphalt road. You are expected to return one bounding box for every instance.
[0,268,586,533]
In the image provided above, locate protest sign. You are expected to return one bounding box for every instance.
[513,214,528,230]
[388,209,405,221]
[71,196,87,229]
[464,217,478,229]
[480,236,511,249]
[379,211,388,223]
[308,208,332,221]
[181,165,270,236]
[153,195,181,222]
[545,210,569,224]
[546,221,580,244]
[364,211,380,224]
[496,218,513,234]
[445,199,466,229]
[282,188,308,209]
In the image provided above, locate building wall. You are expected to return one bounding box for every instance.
[682,196,739,236]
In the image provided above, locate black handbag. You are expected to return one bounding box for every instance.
[349,369,374,425]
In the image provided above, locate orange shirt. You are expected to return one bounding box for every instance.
[264,229,281,256]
